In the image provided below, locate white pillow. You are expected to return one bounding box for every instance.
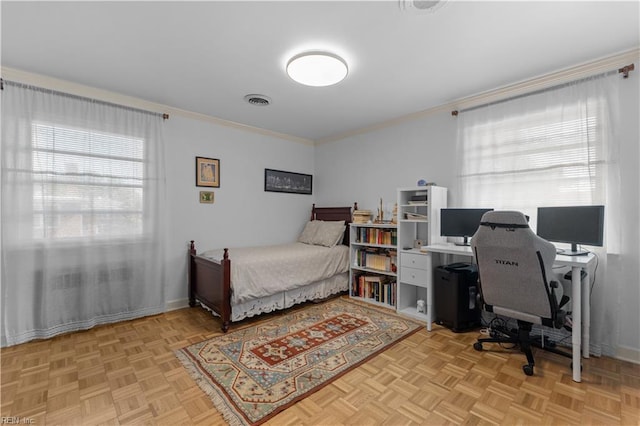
[312,220,346,247]
[332,225,347,246]
[298,220,322,244]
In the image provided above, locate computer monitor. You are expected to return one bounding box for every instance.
[536,205,604,256]
[440,208,494,246]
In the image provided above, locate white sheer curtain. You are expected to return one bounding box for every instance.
[455,72,621,356]
[1,81,167,347]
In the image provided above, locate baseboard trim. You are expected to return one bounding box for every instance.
[615,345,640,365]
[166,298,190,311]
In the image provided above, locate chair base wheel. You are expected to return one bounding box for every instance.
[523,364,534,376]
[473,342,483,351]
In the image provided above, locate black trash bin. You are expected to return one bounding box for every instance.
[434,262,481,332]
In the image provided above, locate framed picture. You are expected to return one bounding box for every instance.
[199,191,214,204]
[264,168,312,195]
[196,157,220,187]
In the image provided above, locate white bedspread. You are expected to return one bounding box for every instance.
[200,242,349,305]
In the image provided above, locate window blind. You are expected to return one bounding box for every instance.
[32,122,145,239]
[457,97,608,218]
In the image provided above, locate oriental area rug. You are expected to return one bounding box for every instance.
[175,297,423,425]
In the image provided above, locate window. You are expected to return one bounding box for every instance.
[32,122,145,239]
[453,72,628,358]
[456,81,612,225]
[2,81,166,347]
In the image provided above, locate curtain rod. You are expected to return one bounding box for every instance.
[0,78,169,120]
[451,63,635,117]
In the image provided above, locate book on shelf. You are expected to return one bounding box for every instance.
[356,227,397,245]
[355,248,397,272]
[351,273,396,307]
[352,210,372,224]
[405,212,427,220]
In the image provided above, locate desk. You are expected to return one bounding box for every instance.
[422,243,596,382]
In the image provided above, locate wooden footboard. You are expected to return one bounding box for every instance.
[188,241,232,332]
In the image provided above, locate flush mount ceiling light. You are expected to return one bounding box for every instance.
[286,52,348,87]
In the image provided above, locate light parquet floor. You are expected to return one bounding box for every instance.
[1,298,639,425]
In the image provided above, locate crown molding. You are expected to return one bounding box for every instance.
[449,47,640,114]
[315,48,640,145]
[0,67,315,146]
[4,47,638,148]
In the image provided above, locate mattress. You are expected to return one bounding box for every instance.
[200,242,349,305]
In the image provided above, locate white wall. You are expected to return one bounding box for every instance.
[164,115,316,305]
[315,71,640,360]
[314,110,458,213]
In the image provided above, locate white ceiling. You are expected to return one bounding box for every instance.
[2,1,639,142]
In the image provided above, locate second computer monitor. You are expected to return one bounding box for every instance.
[536,205,604,255]
[441,208,494,246]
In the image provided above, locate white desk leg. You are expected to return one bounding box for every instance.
[582,271,590,358]
[571,266,582,382]
[426,252,433,332]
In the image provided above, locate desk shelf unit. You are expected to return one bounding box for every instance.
[349,223,397,309]
[396,186,447,321]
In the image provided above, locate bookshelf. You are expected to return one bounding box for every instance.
[349,222,398,309]
[396,186,447,322]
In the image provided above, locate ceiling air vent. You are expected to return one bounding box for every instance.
[399,0,447,13]
[244,94,272,106]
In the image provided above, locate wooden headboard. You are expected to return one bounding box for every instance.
[311,202,358,246]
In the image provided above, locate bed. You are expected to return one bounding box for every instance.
[188,203,356,332]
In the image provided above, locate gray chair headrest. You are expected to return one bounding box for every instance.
[480,211,529,228]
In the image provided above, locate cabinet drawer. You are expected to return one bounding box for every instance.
[400,266,428,286]
[402,252,429,270]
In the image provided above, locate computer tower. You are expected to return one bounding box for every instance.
[434,262,481,332]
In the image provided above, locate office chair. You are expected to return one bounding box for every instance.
[471,211,571,376]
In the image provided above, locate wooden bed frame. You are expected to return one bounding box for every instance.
[188,203,357,332]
